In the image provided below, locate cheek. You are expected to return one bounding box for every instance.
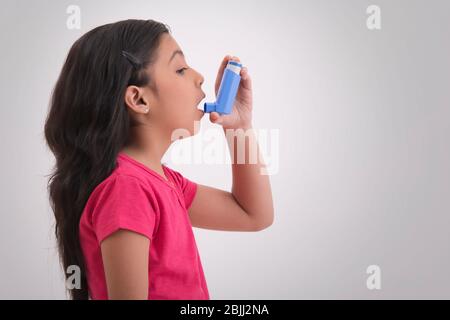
[165,83,193,112]
[161,79,188,105]
[165,95,193,122]
[159,88,196,130]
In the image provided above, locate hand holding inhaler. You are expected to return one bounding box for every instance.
[204,60,243,115]
[206,55,253,130]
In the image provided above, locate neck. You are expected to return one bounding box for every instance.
[121,123,172,177]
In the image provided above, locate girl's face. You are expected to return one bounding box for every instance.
[127,33,206,137]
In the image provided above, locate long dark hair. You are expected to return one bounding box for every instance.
[44,19,170,299]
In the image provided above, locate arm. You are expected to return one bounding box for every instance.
[100,230,150,299]
[188,126,274,231]
[187,55,274,232]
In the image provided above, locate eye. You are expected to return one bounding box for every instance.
[176,67,189,75]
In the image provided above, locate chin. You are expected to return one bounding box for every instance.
[192,119,202,135]
[184,121,201,137]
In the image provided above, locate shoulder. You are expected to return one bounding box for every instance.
[94,173,150,196]
[85,172,158,215]
[86,173,160,243]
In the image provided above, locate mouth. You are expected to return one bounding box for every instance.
[196,94,206,117]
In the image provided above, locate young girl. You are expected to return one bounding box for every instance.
[44,19,274,300]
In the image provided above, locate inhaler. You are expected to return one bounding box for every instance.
[204,60,242,115]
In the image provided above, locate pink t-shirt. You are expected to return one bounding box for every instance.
[79,152,209,300]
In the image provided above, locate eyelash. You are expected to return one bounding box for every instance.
[176,67,189,75]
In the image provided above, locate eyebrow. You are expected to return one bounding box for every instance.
[168,49,184,64]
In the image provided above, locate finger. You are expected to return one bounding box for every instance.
[214,55,232,94]
[239,66,252,90]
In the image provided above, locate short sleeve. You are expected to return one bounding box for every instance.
[165,167,198,210]
[91,175,158,244]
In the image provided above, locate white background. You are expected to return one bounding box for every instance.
[0,0,449,299]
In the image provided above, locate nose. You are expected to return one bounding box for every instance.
[194,68,204,87]
[198,73,204,87]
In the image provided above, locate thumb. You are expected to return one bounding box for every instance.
[209,111,222,124]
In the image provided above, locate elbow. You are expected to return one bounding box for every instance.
[252,212,274,231]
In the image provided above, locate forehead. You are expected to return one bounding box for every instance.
[148,33,183,88]
[157,33,182,61]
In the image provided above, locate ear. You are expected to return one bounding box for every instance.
[124,85,151,114]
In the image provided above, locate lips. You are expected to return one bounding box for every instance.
[197,109,205,119]
[196,93,206,110]
[195,94,206,118]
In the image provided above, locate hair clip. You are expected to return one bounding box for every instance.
[121,50,142,69]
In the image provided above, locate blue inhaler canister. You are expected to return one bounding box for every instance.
[204,60,242,115]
